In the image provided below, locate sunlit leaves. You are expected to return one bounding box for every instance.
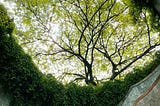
[8,0,160,83]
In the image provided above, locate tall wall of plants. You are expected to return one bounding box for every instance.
[0,4,160,106]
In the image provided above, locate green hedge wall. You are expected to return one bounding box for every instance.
[0,4,160,106]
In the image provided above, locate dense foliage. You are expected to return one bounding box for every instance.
[0,2,160,106]
[0,4,14,36]
[7,0,160,85]
[0,4,63,105]
[126,0,160,31]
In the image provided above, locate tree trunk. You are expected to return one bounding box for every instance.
[85,64,97,85]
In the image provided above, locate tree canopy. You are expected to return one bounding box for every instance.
[2,0,160,85]
[1,2,160,105]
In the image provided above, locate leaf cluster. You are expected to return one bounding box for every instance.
[125,0,160,31]
[0,4,15,36]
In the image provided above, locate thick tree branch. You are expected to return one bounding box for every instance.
[110,43,160,80]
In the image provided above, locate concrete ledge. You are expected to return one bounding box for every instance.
[134,76,160,106]
[118,65,160,106]
[0,85,10,106]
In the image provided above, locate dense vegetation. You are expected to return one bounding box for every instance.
[0,3,160,105]
[9,0,160,85]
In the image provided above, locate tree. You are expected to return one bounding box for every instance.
[54,0,128,85]
[6,0,160,85]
